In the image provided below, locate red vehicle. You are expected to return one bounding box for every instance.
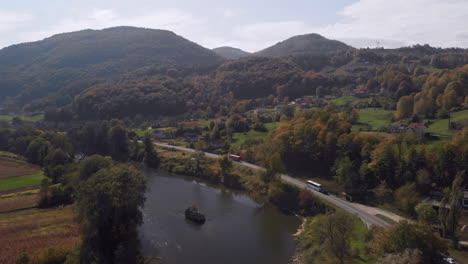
[228,154,241,162]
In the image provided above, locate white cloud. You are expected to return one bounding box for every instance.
[19,8,204,46]
[319,0,468,48]
[0,10,33,33]
[3,0,468,52]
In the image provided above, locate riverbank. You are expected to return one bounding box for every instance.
[156,147,332,264]
[141,170,301,264]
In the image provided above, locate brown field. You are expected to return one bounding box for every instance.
[0,189,39,213]
[0,206,80,264]
[0,158,40,179]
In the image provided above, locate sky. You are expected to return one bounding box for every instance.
[1,0,468,52]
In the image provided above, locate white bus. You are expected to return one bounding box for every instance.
[307,180,323,192]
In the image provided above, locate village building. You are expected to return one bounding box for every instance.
[408,122,427,133]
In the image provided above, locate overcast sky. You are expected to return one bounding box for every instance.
[1,0,468,52]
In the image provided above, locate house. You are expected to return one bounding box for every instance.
[324,95,336,100]
[408,123,427,133]
[388,123,409,133]
[154,130,171,140]
[253,108,268,115]
[353,88,370,98]
[311,98,326,107]
[274,105,284,114]
[295,97,313,105]
[424,190,468,210]
[342,91,356,97]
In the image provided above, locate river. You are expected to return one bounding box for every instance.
[140,170,301,264]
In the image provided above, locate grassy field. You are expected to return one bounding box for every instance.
[0,206,79,263]
[0,189,39,213]
[0,157,40,179]
[352,108,395,131]
[427,109,468,135]
[0,114,44,123]
[0,172,45,192]
[350,219,370,264]
[231,122,279,148]
[331,96,359,106]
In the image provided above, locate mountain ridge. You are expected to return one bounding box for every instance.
[212,46,251,60]
[255,33,354,57]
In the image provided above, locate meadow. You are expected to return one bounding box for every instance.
[352,108,395,132]
[231,122,278,148]
[426,109,468,135]
[0,206,79,264]
[0,173,45,192]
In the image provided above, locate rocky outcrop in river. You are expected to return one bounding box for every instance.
[185,205,206,224]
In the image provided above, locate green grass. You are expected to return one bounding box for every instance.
[0,114,44,122]
[350,219,370,264]
[352,108,395,131]
[331,96,359,106]
[0,172,45,192]
[231,122,279,148]
[426,109,468,135]
[133,128,154,137]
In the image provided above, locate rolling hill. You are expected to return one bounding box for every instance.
[0,26,225,110]
[255,33,354,57]
[213,46,251,60]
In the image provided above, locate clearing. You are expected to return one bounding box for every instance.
[0,157,40,179]
[0,173,45,192]
[426,109,468,135]
[231,122,278,148]
[352,108,395,132]
[0,206,79,264]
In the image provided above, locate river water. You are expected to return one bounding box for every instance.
[140,170,301,264]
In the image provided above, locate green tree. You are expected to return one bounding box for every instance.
[218,155,233,178]
[439,171,464,238]
[26,138,51,165]
[143,134,159,168]
[395,95,414,120]
[77,165,146,264]
[369,221,447,264]
[415,202,438,225]
[45,148,68,166]
[79,154,112,181]
[262,152,285,182]
[394,183,422,216]
[109,125,129,161]
[313,211,355,264]
[16,252,30,264]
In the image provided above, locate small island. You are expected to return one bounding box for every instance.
[185,205,206,224]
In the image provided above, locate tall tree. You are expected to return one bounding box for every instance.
[313,211,355,264]
[143,134,160,168]
[109,125,129,161]
[77,165,146,264]
[439,171,465,238]
[395,95,414,120]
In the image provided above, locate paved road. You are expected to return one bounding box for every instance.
[155,142,391,227]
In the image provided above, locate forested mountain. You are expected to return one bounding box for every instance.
[0,26,225,110]
[255,33,354,57]
[213,46,251,60]
[1,27,468,122]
